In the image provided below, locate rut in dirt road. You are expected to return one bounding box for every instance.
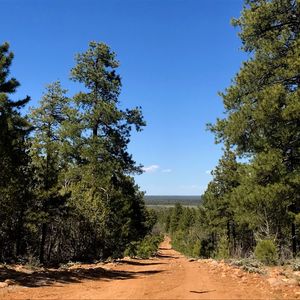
[0,237,297,299]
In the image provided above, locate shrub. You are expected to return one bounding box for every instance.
[171,230,186,254]
[137,234,163,258]
[285,259,300,271]
[124,241,139,258]
[215,235,230,259]
[124,234,163,259]
[254,240,278,265]
[192,242,201,258]
[229,258,265,274]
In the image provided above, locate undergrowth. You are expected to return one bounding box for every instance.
[124,234,163,259]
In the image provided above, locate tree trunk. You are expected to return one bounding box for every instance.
[292,222,297,257]
[39,223,47,264]
[15,210,24,256]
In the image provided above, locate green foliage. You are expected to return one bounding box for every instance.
[157,206,203,258]
[254,240,278,265]
[169,203,183,233]
[192,242,201,258]
[0,42,32,260]
[204,0,300,261]
[0,41,152,264]
[124,234,163,259]
[29,81,70,263]
[165,215,171,232]
[215,235,230,259]
[201,149,241,257]
[156,1,300,264]
[136,235,163,259]
[62,41,148,259]
[1,0,300,266]
[144,209,158,233]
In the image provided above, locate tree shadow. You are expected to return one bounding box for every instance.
[190,290,216,294]
[156,253,180,259]
[0,266,163,288]
[117,260,164,266]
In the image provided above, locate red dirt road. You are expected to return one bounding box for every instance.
[1,237,299,299]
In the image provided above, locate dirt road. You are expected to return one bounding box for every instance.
[1,237,299,299]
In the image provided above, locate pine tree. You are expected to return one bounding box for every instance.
[0,42,32,259]
[29,81,71,263]
[67,41,147,258]
[202,149,240,255]
[169,203,183,234]
[210,0,300,256]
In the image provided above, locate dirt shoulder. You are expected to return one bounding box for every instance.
[1,237,300,299]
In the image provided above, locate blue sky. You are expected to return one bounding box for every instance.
[1,0,247,195]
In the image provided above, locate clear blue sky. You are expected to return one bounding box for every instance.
[1,0,247,195]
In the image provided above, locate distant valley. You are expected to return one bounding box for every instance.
[144,195,202,207]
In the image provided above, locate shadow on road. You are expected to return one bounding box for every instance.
[118,260,165,266]
[0,266,164,288]
[156,253,180,259]
[190,290,216,294]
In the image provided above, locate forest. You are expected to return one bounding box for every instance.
[0,41,159,264]
[157,0,300,264]
[1,0,300,267]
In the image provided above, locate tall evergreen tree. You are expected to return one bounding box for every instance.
[0,42,32,260]
[67,41,148,258]
[210,0,300,256]
[0,42,155,263]
[29,81,70,263]
[169,203,183,234]
[202,149,240,254]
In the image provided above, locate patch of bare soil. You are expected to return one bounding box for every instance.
[1,237,300,299]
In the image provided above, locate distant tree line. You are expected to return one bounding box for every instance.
[0,41,155,264]
[144,195,201,207]
[159,0,300,263]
